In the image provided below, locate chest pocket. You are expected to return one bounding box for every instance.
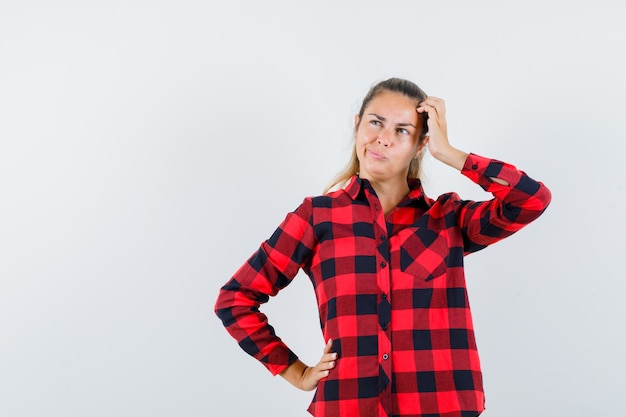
[398,226,450,281]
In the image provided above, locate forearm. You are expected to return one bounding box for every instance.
[279,359,309,390]
[430,143,468,171]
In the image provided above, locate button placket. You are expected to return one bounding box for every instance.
[368,189,393,394]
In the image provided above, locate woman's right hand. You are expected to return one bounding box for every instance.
[280,339,337,391]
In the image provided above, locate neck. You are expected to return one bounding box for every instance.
[366,177,410,216]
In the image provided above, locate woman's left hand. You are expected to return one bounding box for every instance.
[416,96,450,158]
[417,97,468,171]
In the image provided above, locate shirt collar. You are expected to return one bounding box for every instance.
[344,175,429,207]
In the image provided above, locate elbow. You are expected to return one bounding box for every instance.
[214,287,235,327]
[539,182,552,209]
[531,182,552,218]
[502,182,552,226]
[214,278,263,328]
[520,182,552,224]
[526,180,553,214]
[215,299,237,328]
[215,307,236,328]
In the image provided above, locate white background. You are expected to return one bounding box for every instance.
[1,1,625,416]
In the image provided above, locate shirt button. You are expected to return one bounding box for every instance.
[382,353,389,360]
[380,261,387,268]
[382,325,388,330]
[472,164,478,170]
[381,293,387,300]
[380,235,386,241]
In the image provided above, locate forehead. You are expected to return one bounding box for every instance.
[365,91,419,123]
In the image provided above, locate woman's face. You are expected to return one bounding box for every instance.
[355,91,425,184]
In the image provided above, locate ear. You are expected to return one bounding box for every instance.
[354,114,360,128]
[415,135,429,156]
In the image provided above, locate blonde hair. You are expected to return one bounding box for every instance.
[324,78,429,194]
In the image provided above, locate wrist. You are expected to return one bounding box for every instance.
[280,359,309,390]
[298,366,310,389]
[432,145,468,171]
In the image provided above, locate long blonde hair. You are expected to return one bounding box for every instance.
[324,78,429,194]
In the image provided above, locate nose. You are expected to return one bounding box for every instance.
[377,129,392,146]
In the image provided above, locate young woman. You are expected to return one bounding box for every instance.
[215,78,551,417]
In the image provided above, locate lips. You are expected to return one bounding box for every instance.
[366,148,386,160]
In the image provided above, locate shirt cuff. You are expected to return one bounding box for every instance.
[461,153,522,193]
[262,342,299,376]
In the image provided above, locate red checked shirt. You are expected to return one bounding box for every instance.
[215,153,551,417]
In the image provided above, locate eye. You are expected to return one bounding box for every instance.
[369,119,382,127]
[396,128,409,135]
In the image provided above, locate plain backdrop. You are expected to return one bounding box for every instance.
[1,1,625,416]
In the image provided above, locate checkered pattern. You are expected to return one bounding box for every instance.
[215,153,551,417]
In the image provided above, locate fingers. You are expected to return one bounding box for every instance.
[320,352,337,366]
[299,339,339,390]
[417,96,447,140]
[314,358,336,379]
[315,339,338,377]
[323,338,333,355]
[300,364,331,391]
[416,96,446,119]
[321,338,337,367]
[306,356,336,384]
[418,96,445,110]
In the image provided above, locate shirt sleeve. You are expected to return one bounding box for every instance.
[214,197,316,375]
[457,153,552,254]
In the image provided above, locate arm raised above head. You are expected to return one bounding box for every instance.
[455,153,552,254]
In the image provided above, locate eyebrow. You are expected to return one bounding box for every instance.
[368,113,416,128]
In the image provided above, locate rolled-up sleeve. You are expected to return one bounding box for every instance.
[457,153,552,254]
